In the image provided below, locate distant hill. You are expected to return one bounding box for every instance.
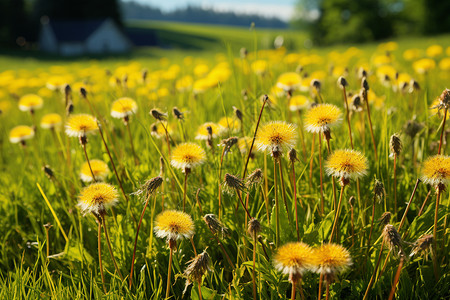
[120,2,288,29]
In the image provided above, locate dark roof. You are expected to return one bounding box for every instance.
[49,19,107,42]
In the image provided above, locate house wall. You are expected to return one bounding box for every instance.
[86,19,132,54]
[59,42,85,56]
[39,24,58,53]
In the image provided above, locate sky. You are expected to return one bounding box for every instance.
[122,0,298,21]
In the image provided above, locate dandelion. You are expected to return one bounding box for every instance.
[314,243,352,300]
[433,89,450,154]
[77,183,123,287]
[368,179,385,251]
[66,114,98,181]
[129,176,163,288]
[379,212,392,226]
[218,116,240,134]
[150,108,171,155]
[18,94,43,114]
[218,137,238,219]
[326,149,368,241]
[171,143,206,211]
[183,249,211,299]
[274,242,314,300]
[80,159,110,182]
[410,234,433,258]
[276,72,302,97]
[390,134,402,214]
[9,125,34,146]
[40,113,62,130]
[256,121,296,245]
[155,210,195,299]
[196,122,221,140]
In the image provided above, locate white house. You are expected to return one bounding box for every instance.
[39,18,132,56]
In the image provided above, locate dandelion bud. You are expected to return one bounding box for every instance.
[410,234,433,257]
[43,165,54,179]
[382,224,405,257]
[220,136,238,151]
[206,126,213,136]
[390,134,402,156]
[150,109,167,121]
[374,179,385,201]
[64,84,71,96]
[241,89,248,100]
[379,212,391,225]
[362,77,369,91]
[248,218,261,238]
[142,69,148,82]
[160,157,164,176]
[172,107,183,120]
[439,88,450,108]
[240,47,248,58]
[409,79,420,93]
[223,173,245,194]
[80,87,87,99]
[66,101,74,115]
[203,214,229,237]
[311,79,321,91]
[288,148,298,163]
[358,67,367,78]
[246,168,263,188]
[351,94,363,112]
[233,106,243,121]
[337,76,348,88]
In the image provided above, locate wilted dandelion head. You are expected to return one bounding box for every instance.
[390,134,402,156]
[184,249,211,285]
[374,179,386,201]
[289,148,298,163]
[19,94,43,112]
[410,234,433,258]
[288,95,310,112]
[304,104,342,133]
[246,168,263,188]
[337,76,348,88]
[223,173,245,194]
[80,159,110,182]
[326,149,368,182]
[196,122,221,140]
[313,243,352,279]
[351,94,363,112]
[203,214,229,237]
[150,108,167,121]
[436,88,450,110]
[154,210,195,241]
[9,125,34,144]
[219,136,238,151]
[65,114,98,138]
[379,212,392,225]
[171,143,206,172]
[78,183,119,215]
[403,120,423,139]
[111,97,137,119]
[382,224,405,257]
[273,242,315,281]
[247,218,261,238]
[233,106,243,121]
[172,107,184,120]
[361,77,370,91]
[421,155,450,188]
[40,113,62,130]
[256,121,296,157]
[133,176,163,198]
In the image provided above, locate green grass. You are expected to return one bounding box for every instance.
[0,21,449,299]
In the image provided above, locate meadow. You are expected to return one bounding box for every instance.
[0,21,450,299]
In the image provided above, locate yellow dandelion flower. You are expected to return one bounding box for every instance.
[238,137,252,154]
[175,75,193,92]
[171,142,206,171]
[195,122,221,140]
[256,121,296,156]
[426,44,443,58]
[273,242,315,278]
[194,64,209,77]
[439,58,450,71]
[80,159,110,182]
[276,72,302,92]
[218,117,240,133]
[326,149,368,180]
[403,49,422,61]
[9,125,34,144]
[421,155,450,187]
[304,104,342,133]
[413,58,435,74]
[78,183,119,215]
[313,243,352,277]
[154,210,195,240]
[18,94,43,112]
[111,97,138,119]
[289,95,310,111]
[251,60,268,75]
[40,113,62,129]
[65,114,98,137]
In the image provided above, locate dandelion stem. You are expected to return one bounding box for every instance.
[274,158,280,247]
[432,187,441,279]
[363,239,385,300]
[291,160,300,241]
[325,136,337,212]
[367,196,376,252]
[196,188,203,215]
[166,247,173,299]
[207,227,235,269]
[330,184,345,242]
[398,179,420,231]
[252,233,257,300]
[309,133,315,189]
[129,193,152,288]
[198,280,203,300]
[82,143,96,182]
[278,159,292,225]
[236,188,252,219]
[418,189,432,216]
[318,273,323,300]
[318,135,324,215]
[291,280,296,300]
[101,214,123,281]
[342,86,354,149]
[363,90,378,161]
[438,106,448,155]
[190,236,197,256]
[97,220,107,294]
[183,172,188,212]
[299,280,305,300]
[218,147,225,220]
[325,282,330,300]
[242,96,268,178]
[160,120,172,156]
[387,257,404,300]
[296,110,307,160]
[125,120,139,166]
[393,153,398,216]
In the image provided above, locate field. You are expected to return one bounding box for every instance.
[0,21,450,299]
